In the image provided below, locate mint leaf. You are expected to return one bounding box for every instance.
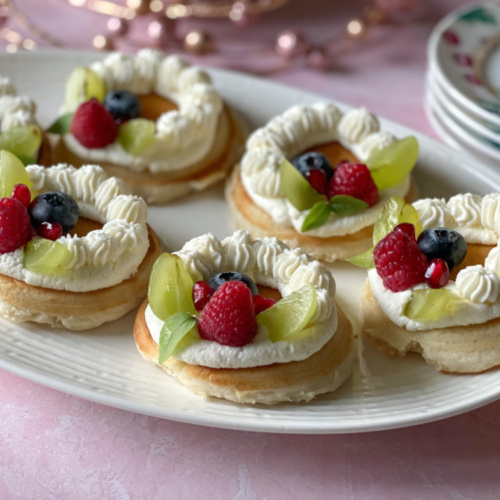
[301,201,331,232]
[158,313,197,364]
[347,246,375,268]
[329,195,368,216]
[47,113,74,135]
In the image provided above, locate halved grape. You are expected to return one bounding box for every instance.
[280,158,326,211]
[64,67,106,113]
[366,136,419,191]
[257,284,317,342]
[118,118,156,156]
[23,238,71,275]
[148,252,196,321]
[0,125,42,161]
[404,288,466,322]
[0,150,32,198]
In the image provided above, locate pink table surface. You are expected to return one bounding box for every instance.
[2,1,500,498]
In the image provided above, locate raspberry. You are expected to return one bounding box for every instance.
[373,228,428,292]
[12,184,31,208]
[425,258,449,289]
[0,197,33,254]
[394,223,415,239]
[36,221,63,241]
[253,294,276,315]
[326,163,379,206]
[70,99,117,149]
[305,168,328,194]
[192,280,214,312]
[197,281,258,347]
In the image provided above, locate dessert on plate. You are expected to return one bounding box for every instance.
[226,102,419,262]
[359,195,500,373]
[0,150,161,330]
[50,50,247,204]
[133,230,355,404]
[0,76,51,166]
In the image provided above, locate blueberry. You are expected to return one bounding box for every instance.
[28,191,79,234]
[208,272,258,295]
[291,152,334,182]
[417,227,467,271]
[103,90,140,123]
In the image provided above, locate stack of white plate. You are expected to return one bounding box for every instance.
[426,3,500,166]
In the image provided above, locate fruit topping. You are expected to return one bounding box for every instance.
[404,288,464,322]
[425,258,449,289]
[0,150,32,199]
[197,280,258,347]
[192,280,214,312]
[257,284,316,342]
[71,99,117,149]
[394,222,415,239]
[23,237,71,275]
[305,168,328,194]
[117,118,156,156]
[11,183,31,208]
[36,222,64,241]
[291,152,334,194]
[0,196,33,254]
[65,67,106,113]
[416,227,467,271]
[0,125,42,164]
[104,90,141,124]
[148,252,196,321]
[28,191,79,234]
[326,163,379,207]
[373,225,428,292]
[366,136,419,191]
[208,271,258,295]
[253,294,276,314]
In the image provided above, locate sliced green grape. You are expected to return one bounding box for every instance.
[257,284,317,342]
[0,125,42,160]
[64,67,106,113]
[118,118,156,156]
[0,149,32,198]
[404,288,466,322]
[148,252,196,321]
[366,136,419,192]
[279,158,326,211]
[23,238,72,275]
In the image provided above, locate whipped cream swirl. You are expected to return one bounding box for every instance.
[0,77,37,133]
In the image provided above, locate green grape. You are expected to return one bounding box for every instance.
[118,119,156,156]
[279,158,326,211]
[0,125,42,161]
[366,136,419,192]
[23,238,72,275]
[64,67,106,113]
[148,252,196,321]
[257,284,317,342]
[0,149,32,198]
[404,288,466,322]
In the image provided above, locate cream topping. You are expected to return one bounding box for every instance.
[240,103,410,237]
[0,163,149,292]
[0,78,37,133]
[62,50,223,174]
[145,230,338,369]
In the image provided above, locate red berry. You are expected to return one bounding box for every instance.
[197,281,258,347]
[253,294,276,315]
[374,228,428,292]
[0,197,33,254]
[394,223,416,239]
[305,169,327,194]
[425,258,449,289]
[326,163,379,206]
[70,99,118,149]
[192,280,214,312]
[11,184,31,208]
[36,221,63,241]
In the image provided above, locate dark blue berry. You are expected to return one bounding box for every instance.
[208,272,258,295]
[28,191,79,234]
[291,152,334,182]
[103,90,140,123]
[417,227,467,271]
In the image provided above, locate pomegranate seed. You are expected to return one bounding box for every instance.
[253,295,276,315]
[305,169,327,194]
[36,222,63,241]
[394,223,416,240]
[425,258,449,289]
[11,184,31,208]
[192,281,214,311]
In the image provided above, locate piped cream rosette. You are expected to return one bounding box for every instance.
[363,193,500,373]
[136,230,355,404]
[0,163,161,330]
[0,77,37,132]
[227,103,413,262]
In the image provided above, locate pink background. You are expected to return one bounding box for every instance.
[2,1,500,498]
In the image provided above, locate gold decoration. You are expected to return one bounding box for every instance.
[92,34,114,50]
[183,30,214,54]
[346,18,367,39]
